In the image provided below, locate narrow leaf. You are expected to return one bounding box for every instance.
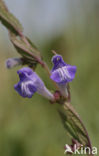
[0,0,23,34]
[58,102,92,150]
[0,0,44,68]
[9,32,43,67]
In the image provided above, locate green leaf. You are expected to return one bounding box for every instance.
[0,0,23,34]
[9,32,42,68]
[58,102,92,148]
[0,0,43,68]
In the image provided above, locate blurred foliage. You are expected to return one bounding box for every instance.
[0,0,99,156]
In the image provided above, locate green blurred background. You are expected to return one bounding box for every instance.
[0,0,99,156]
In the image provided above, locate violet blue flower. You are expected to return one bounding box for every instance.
[14,67,54,100]
[50,55,77,97]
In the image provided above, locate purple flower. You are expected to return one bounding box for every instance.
[6,58,22,69]
[14,67,54,100]
[51,55,67,72]
[50,55,77,97]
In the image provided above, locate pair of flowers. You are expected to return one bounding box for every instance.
[7,55,77,100]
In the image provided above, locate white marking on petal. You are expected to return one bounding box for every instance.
[56,66,71,82]
[58,68,64,81]
[21,80,34,96]
[62,67,71,79]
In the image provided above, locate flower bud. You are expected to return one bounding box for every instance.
[6,58,22,69]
